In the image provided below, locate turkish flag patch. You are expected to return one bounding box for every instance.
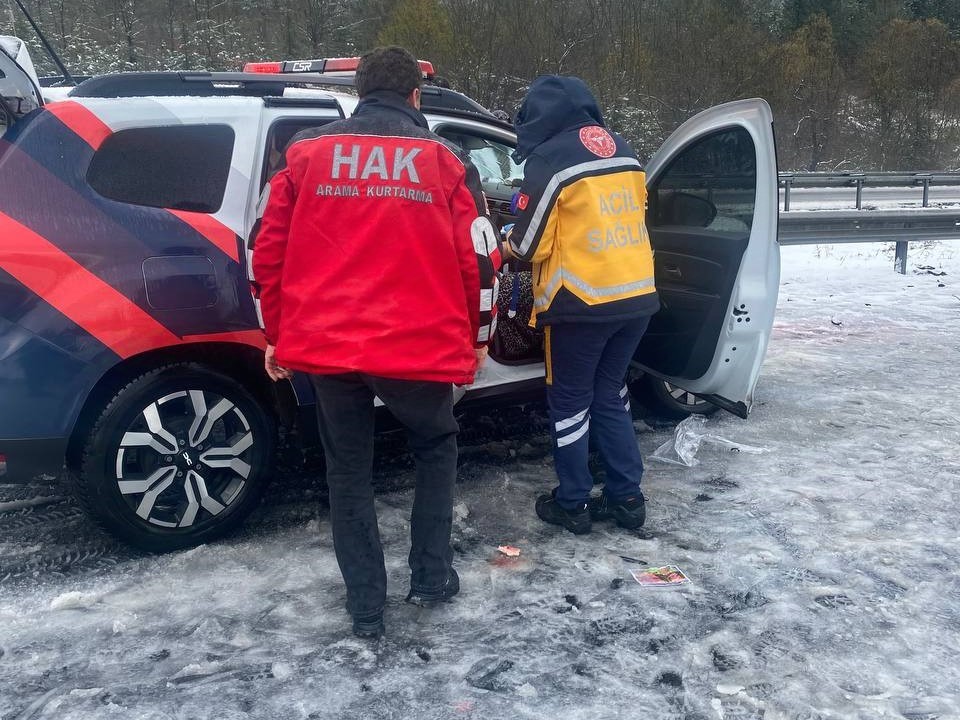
[516,192,529,211]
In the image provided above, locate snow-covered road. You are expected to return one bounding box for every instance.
[1,242,959,720]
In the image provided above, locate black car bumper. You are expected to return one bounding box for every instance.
[0,438,68,483]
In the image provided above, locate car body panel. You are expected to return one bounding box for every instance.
[1,97,274,478]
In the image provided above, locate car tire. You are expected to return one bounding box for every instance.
[73,364,275,552]
[631,373,719,420]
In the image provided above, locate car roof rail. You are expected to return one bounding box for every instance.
[66,71,512,127]
[39,75,92,87]
[68,71,343,98]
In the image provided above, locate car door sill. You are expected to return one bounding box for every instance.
[696,394,748,419]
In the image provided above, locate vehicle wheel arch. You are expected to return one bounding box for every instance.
[65,342,294,473]
[627,367,719,421]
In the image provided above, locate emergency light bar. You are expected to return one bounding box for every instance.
[243,57,435,79]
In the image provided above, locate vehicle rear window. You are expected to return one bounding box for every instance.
[87,124,235,213]
[260,119,334,188]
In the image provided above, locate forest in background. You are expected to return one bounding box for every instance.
[3,0,960,171]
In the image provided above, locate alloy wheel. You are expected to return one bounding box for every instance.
[114,390,254,529]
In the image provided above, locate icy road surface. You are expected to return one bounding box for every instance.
[2,243,959,720]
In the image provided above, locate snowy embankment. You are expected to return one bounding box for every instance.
[1,241,959,720]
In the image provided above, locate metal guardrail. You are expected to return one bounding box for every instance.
[779,171,960,210]
[778,208,960,273]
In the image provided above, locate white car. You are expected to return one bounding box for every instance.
[0,44,779,550]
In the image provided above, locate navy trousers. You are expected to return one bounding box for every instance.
[544,317,650,510]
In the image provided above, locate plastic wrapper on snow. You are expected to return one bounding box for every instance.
[650,415,768,467]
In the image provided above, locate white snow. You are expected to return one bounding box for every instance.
[0,495,66,513]
[1,240,960,719]
[49,590,102,610]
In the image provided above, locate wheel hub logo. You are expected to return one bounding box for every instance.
[182,451,193,466]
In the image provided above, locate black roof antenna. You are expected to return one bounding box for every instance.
[11,0,75,84]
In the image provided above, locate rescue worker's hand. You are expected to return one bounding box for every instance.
[265,345,293,382]
[475,346,489,369]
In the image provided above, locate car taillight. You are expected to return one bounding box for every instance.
[0,453,7,477]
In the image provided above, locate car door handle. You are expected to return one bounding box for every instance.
[663,265,683,279]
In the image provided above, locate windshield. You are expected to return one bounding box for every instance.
[439,130,524,199]
[467,139,524,193]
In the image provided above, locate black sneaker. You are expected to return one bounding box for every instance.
[352,612,385,639]
[535,490,591,535]
[588,492,646,529]
[406,567,460,607]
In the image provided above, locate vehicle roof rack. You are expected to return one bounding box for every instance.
[39,75,92,87]
[66,71,512,128]
[69,72,326,99]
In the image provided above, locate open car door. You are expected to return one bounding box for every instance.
[0,36,43,129]
[634,98,779,419]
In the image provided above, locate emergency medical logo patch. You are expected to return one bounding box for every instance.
[579,126,616,158]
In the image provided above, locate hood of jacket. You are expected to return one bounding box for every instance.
[512,75,606,162]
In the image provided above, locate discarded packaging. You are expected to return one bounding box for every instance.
[650,415,768,467]
[497,545,521,557]
[630,565,691,587]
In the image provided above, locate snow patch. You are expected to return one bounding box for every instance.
[716,683,745,695]
[49,591,101,610]
[172,661,224,680]
[515,682,538,697]
[271,662,294,681]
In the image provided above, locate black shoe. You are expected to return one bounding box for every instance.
[406,567,460,606]
[588,492,646,529]
[535,490,591,535]
[352,612,385,639]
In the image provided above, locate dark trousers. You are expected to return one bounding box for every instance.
[309,374,459,618]
[544,317,650,510]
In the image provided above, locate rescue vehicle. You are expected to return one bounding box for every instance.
[1,39,780,550]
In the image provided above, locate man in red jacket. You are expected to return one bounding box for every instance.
[252,47,500,639]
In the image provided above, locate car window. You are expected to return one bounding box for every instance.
[437,129,524,198]
[648,127,756,234]
[87,124,234,213]
[261,119,335,187]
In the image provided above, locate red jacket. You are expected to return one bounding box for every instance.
[252,94,500,384]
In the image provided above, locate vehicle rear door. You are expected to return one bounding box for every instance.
[245,101,344,350]
[0,36,42,129]
[635,98,779,418]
